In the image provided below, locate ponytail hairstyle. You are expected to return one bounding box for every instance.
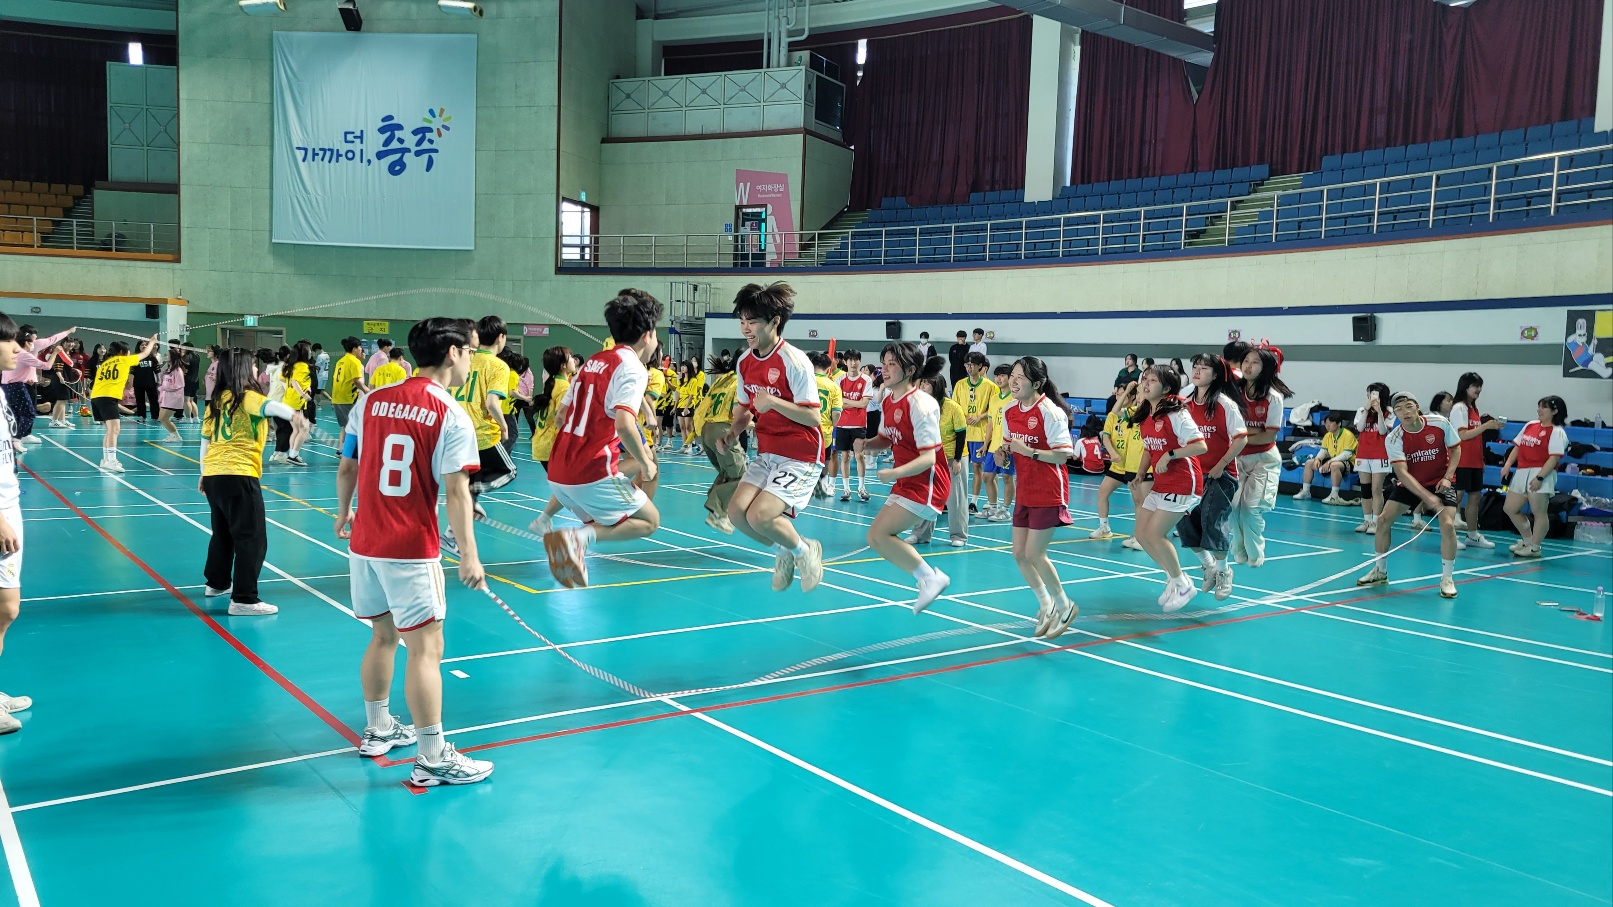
[879,341,944,390]
[1365,381,1392,428]
[205,348,260,435]
[915,374,947,408]
[533,345,574,413]
[165,344,186,373]
[1132,365,1186,424]
[707,352,735,375]
[1011,356,1072,420]
[281,340,312,379]
[1537,395,1568,426]
[1188,352,1241,419]
[1239,346,1292,401]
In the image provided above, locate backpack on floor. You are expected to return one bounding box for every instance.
[1477,490,1513,531]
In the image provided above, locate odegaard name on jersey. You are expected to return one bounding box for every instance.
[368,399,441,426]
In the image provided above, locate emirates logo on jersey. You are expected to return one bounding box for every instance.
[1027,416,1039,430]
[767,368,780,383]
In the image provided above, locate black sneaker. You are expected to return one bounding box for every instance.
[968,502,979,515]
[285,455,309,467]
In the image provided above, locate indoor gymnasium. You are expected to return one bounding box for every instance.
[0,0,1610,903]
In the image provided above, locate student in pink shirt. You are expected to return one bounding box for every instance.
[364,339,393,378]
[1,324,76,451]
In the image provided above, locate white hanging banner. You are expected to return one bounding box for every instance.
[271,32,477,249]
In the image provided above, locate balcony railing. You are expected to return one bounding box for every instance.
[561,144,1612,270]
[0,216,179,256]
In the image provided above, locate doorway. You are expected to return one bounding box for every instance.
[734,205,767,267]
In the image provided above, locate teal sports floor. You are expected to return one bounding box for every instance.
[1,413,1609,906]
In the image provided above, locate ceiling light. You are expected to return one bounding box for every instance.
[128,42,143,65]
[439,0,483,16]
[238,0,286,14]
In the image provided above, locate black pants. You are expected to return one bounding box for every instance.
[203,475,267,604]
[132,384,159,420]
[275,418,291,453]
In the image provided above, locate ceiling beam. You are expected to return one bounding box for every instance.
[994,0,1213,65]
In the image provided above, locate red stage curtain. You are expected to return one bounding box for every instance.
[1069,0,1196,185]
[846,16,1032,208]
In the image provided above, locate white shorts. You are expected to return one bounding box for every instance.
[0,505,22,590]
[1356,458,1391,475]
[884,494,938,521]
[740,452,822,518]
[1508,467,1557,496]
[550,473,650,527]
[350,554,447,631]
[1143,491,1201,513]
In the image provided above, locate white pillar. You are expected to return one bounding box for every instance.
[1022,17,1060,202]
[636,19,662,77]
[1597,0,1612,131]
[1054,27,1079,192]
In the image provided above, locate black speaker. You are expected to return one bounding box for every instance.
[885,320,901,340]
[1352,314,1377,343]
[145,304,160,320]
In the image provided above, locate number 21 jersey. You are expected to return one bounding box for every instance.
[348,376,480,561]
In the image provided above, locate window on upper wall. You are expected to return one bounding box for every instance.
[559,198,598,265]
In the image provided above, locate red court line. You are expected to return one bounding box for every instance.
[373,567,1540,765]
[25,464,363,747]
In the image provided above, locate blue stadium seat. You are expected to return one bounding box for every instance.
[1450,135,1477,153]
[1525,124,1551,142]
[1341,152,1363,169]
[1321,154,1344,170]
[1405,143,1430,159]
[1474,132,1500,149]
[1361,149,1384,166]
[1123,178,1143,193]
[1428,139,1452,157]
[1499,128,1527,145]
[1382,146,1406,163]
[1160,174,1180,189]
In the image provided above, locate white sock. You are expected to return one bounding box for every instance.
[773,543,791,557]
[791,539,810,558]
[288,445,300,457]
[1442,558,1455,580]
[1212,554,1227,569]
[909,560,937,582]
[364,699,391,731]
[1196,549,1215,570]
[578,524,597,546]
[1375,553,1387,571]
[417,723,445,763]
[1031,583,1051,612]
[1097,518,1109,530]
[103,447,118,462]
[1467,531,1482,540]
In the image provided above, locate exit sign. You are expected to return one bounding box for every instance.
[243,315,259,327]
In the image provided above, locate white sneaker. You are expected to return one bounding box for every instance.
[285,455,309,467]
[0,711,18,735]
[409,743,494,786]
[1455,537,1467,551]
[1247,551,1264,568]
[913,568,950,615]
[205,584,232,598]
[906,530,929,545]
[1033,598,1053,636]
[543,527,591,589]
[1232,549,1248,565]
[1088,525,1113,540]
[1356,565,1389,586]
[472,500,488,520]
[269,452,287,464]
[1454,517,1469,531]
[705,510,734,535]
[839,490,851,502]
[1213,566,1233,601]
[857,489,870,503]
[1122,537,1143,551]
[101,458,125,474]
[796,538,824,593]
[948,537,966,548]
[1200,565,1219,593]
[1411,516,1428,531]
[987,507,1010,523]
[163,433,182,444]
[1292,489,1311,501]
[358,716,417,756]
[1161,577,1198,613]
[1043,594,1079,640]
[1439,576,1458,598]
[1323,494,1345,506]
[227,601,278,616]
[0,692,32,713]
[771,548,797,592]
[528,513,553,536]
[1354,520,1372,533]
[1465,533,1495,549]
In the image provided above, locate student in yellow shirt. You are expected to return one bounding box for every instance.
[368,347,409,389]
[980,363,1017,523]
[909,376,969,548]
[498,350,529,458]
[1294,410,1358,505]
[90,333,158,473]
[278,341,316,467]
[676,360,707,454]
[199,348,306,616]
[808,351,843,497]
[695,353,745,533]
[451,315,514,509]
[525,346,578,536]
[1092,381,1145,542]
[330,336,367,436]
[951,352,999,519]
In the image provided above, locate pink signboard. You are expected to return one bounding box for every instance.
[522,324,550,337]
[735,169,795,264]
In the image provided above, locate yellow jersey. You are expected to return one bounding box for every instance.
[694,371,738,434]
[985,389,1012,452]
[531,375,569,462]
[282,362,313,410]
[679,372,706,408]
[1321,427,1358,459]
[640,367,666,432]
[202,390,272,478]
[330,353,364,405]
[369,361,407,389]
[952,376,999,444]
[504,368,520,415]
[602,336,616,351]
[939,396,967,460]
[814,374,843,438]
[1103,407,1145,474]
[451,349,511,450]
[90,354,140,399]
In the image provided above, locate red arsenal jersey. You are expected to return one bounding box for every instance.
[837,374,870,429]
[1386,414,1461,487]
[1241,387,1284,454]
[547,346,649,486]
[1139,409,1205,497]
[881,387,950,513]
[1449,402,1485,471]
[1512,420,1567,470]
[1001,395,1073,508]
[736,340,822,464]
[1355,407,1393,460]
[1184,392,1248,477]
[349,377,480,561]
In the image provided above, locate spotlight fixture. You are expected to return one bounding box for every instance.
[238,0,286,14]
[438,0,483,16]
[338,0,363,31]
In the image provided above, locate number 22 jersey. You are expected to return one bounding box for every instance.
[347,376,480,561]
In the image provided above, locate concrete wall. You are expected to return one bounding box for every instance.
[800,135,854,231]
[559,0,637,213]
[599,134,804,237]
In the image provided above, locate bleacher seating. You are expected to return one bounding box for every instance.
[0,180,84,248]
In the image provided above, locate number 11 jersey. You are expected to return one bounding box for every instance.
[348,375,481,561]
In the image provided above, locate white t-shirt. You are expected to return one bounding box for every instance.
[969,341,988,357]
[0,390,18,510]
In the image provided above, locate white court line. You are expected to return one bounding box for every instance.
[449,670,470,679]
[1326,604,1613,659]
[0,773,41,907]
[21,573,350,604]
[10,747,355,813]
[672,701,1115,907]
[1492,574,1611,595]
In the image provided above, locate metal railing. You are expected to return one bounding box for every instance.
[0,216,179,255]
[563,143,1613,270]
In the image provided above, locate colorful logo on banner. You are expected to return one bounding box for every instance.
[735,169,795,265]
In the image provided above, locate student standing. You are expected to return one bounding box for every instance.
[157,344,187,443]
[0,314,35,734]
[1091,381,1144,542]
[330,337,367,436]
[853,343,952,614]
[809,351,843,497]
[1353,383,1395,533]
[90,335,158,473]
[952,352,999,518]
[363,338,392,380]
[1131,366,1210,613]
[1356,392,1462,598]
[451,316,514,510]
[2,324,74,451]
[834,350,871,501]
[1179,354,1248,601]
[279,341,316,466]
[1231,346,1290,566]
[996,357,1079,637]
[130,346,160,423]
[336,317,494,785]
[712,282,827,594]
[369,346,409,389]
[200,349,306,616]
[981,363,1016,521]
[696,353,745,534]
[1447,372,1504,550]
[947,331,970,386]
[1500,396,1569,558]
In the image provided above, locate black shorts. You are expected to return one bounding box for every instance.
[1387,478,1459,510]
[1451,466,1484,493]
[41,380,72,404]
[473,443,516,493]
[91,397,122,422]
[677,408,694,419]
[184,382,199,398]
[833,426,865,451]
[1106,469,1136,483]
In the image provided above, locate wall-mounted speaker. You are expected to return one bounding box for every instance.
[145,304,160,320]
[885,320,901,340]
[1352,314,1377,343]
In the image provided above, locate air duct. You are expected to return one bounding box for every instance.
[995,0,1215,66]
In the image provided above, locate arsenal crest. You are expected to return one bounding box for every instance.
[767,368,780,383]
[1027,416,1039,430]
[893,408,904,423]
